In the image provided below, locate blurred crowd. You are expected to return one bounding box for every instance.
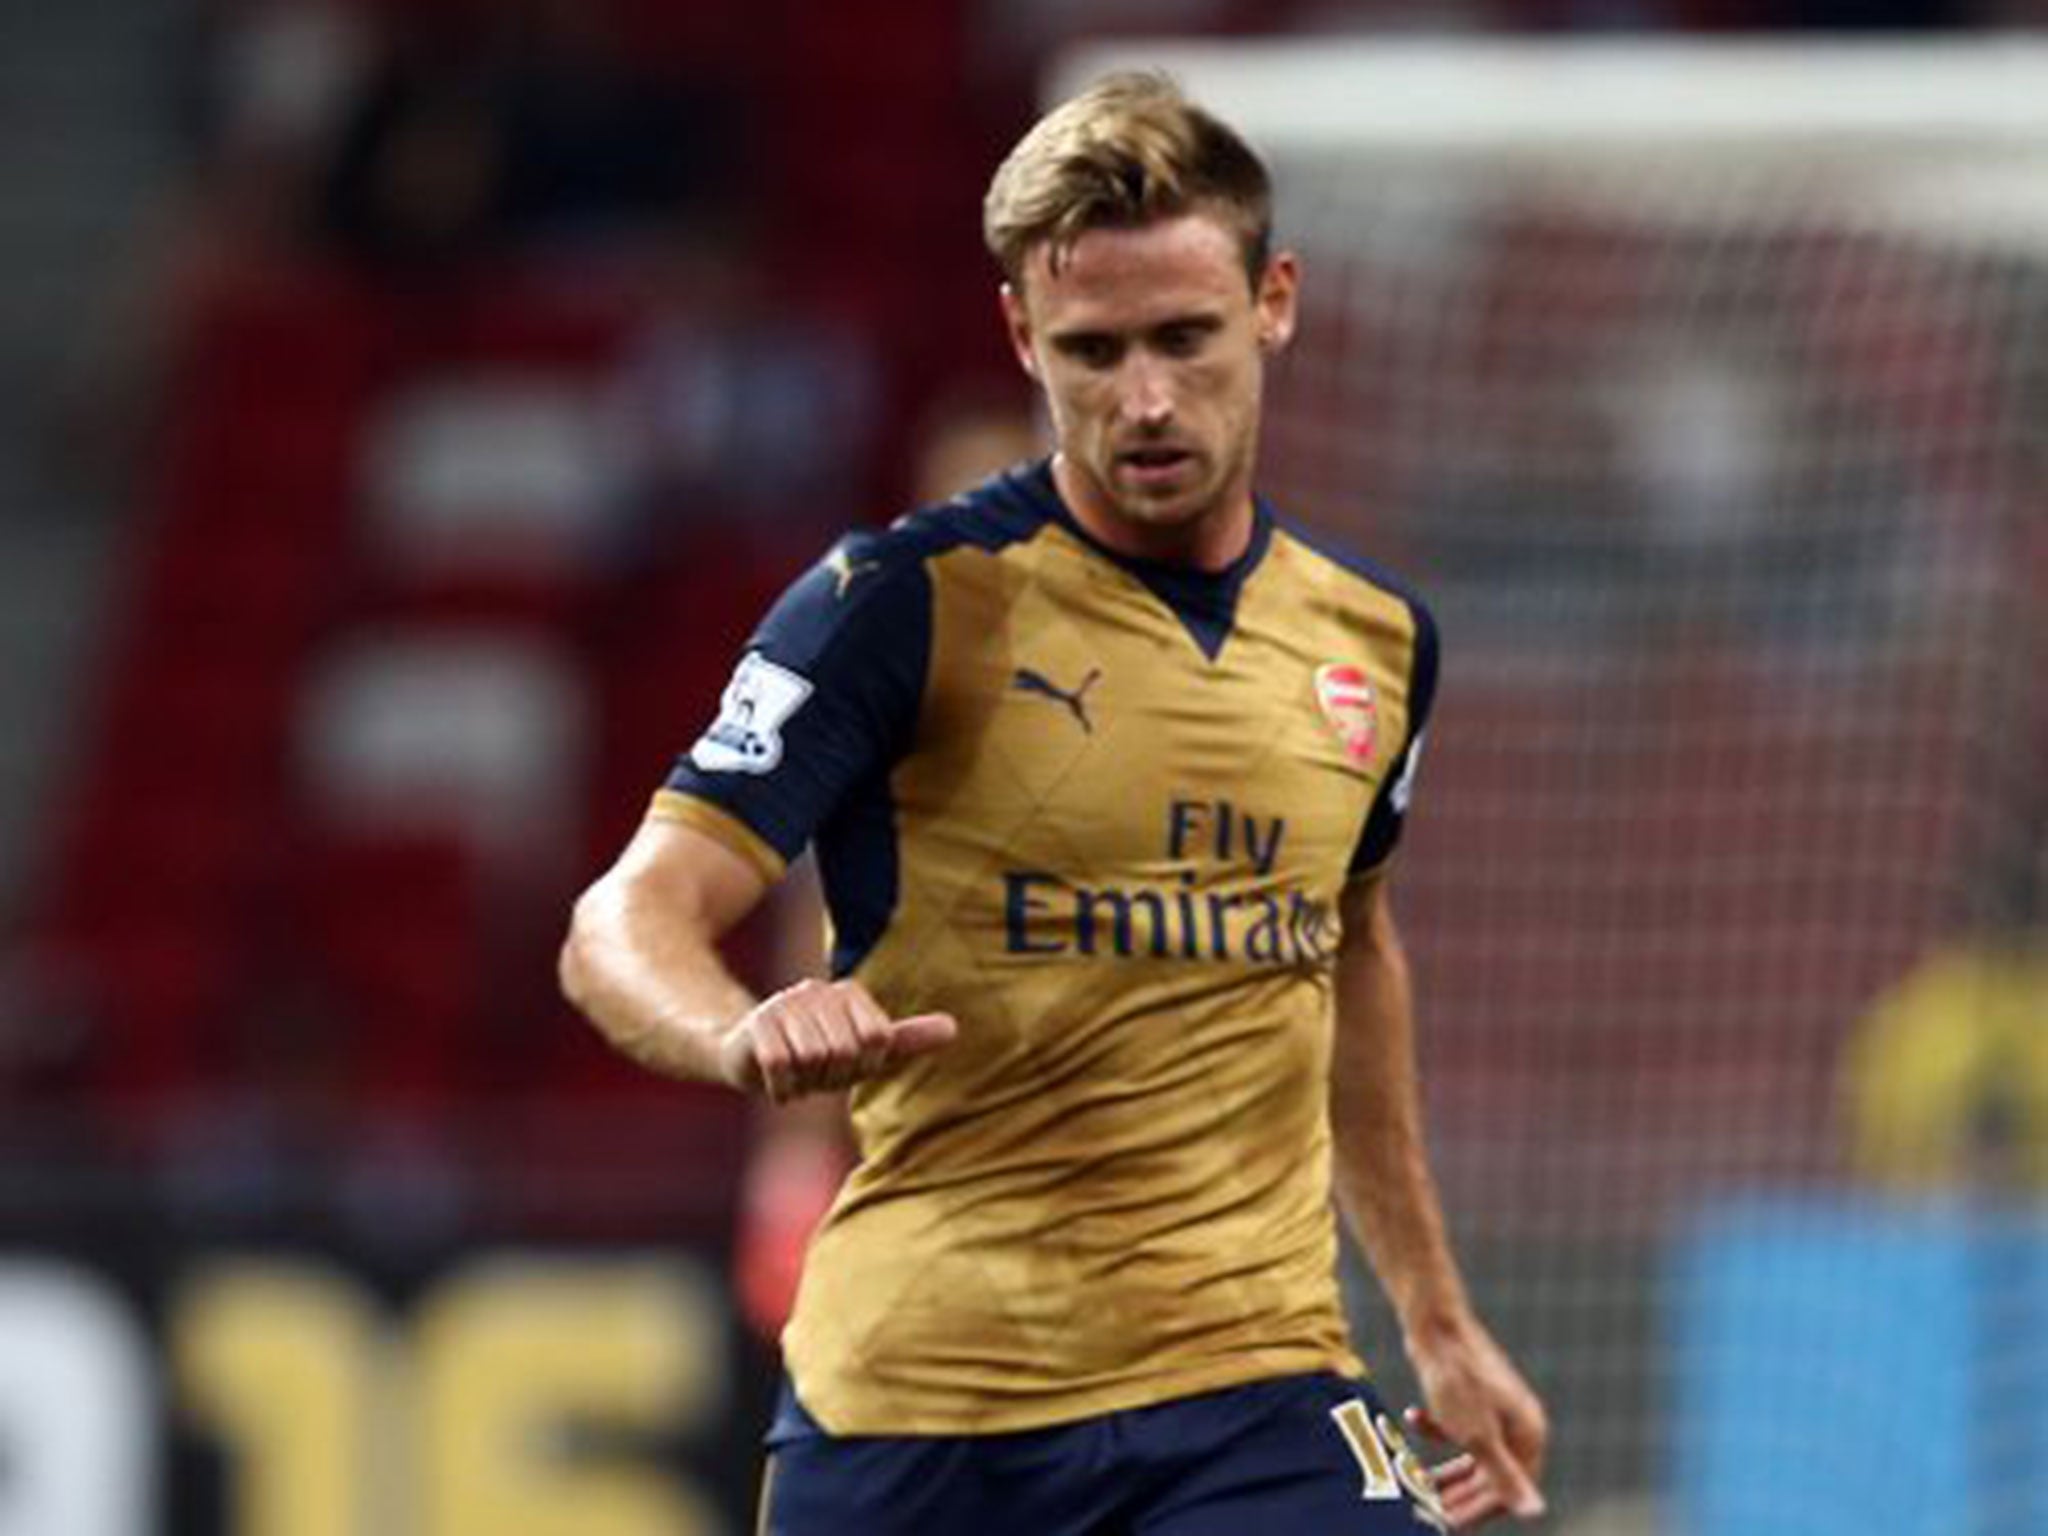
[19,0,1023,1169]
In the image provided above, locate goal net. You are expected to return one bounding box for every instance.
[1054,40,2048,1536]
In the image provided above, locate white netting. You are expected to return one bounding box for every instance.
[1059,41,2048,1536]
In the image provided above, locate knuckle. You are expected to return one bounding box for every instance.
[837,978,884,1015]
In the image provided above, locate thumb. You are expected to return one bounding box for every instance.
[885,1012,958,1059]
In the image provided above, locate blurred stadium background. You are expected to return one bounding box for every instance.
[0,4,2044,1535]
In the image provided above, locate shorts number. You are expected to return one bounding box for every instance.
[1329,1398,1445,1525]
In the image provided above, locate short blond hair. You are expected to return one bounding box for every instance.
[983,72,1272,289]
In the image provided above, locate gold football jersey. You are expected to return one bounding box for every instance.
[654,461,1436,1433]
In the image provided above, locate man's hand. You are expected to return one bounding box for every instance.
[719,978,957,1102]
[1405,1317,1549,1527]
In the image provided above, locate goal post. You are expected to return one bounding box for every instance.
[1052,39,2048,146]
[1050,39,2048,1536]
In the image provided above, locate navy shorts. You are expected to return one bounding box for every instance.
[758,1372,1447,1535]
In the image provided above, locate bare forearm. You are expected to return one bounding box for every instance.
[559,869,756,1087]
[561,820,956,1103]
[1330,884,1473,1339]
[1333,877,1552,1519]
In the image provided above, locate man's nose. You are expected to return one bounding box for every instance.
[1119,355,1174,428]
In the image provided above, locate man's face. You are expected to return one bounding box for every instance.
[1001,212,1297,557]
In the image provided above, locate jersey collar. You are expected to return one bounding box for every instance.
[1017,459,1274,662]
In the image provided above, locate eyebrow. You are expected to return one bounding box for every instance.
[1048,311,1227,348]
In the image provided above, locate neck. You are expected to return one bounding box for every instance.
[1051,454,1255,572]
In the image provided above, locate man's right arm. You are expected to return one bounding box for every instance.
[558,817,955,1101]
[559,817,769,1087]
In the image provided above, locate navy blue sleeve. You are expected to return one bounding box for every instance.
[1351,597,1440,875]
[665,530,930,863]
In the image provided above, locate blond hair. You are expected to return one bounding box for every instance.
[983,72,1272,289]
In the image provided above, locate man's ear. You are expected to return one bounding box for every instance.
[1256,251,1301,354]
[1000,283,1041,381]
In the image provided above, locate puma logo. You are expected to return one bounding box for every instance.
[825,546,878,598]
[1012,666,1101,734]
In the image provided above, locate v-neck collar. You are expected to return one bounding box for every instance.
[1018,459,1273,662]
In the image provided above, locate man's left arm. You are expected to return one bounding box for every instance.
[1330,873,1550,1526]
